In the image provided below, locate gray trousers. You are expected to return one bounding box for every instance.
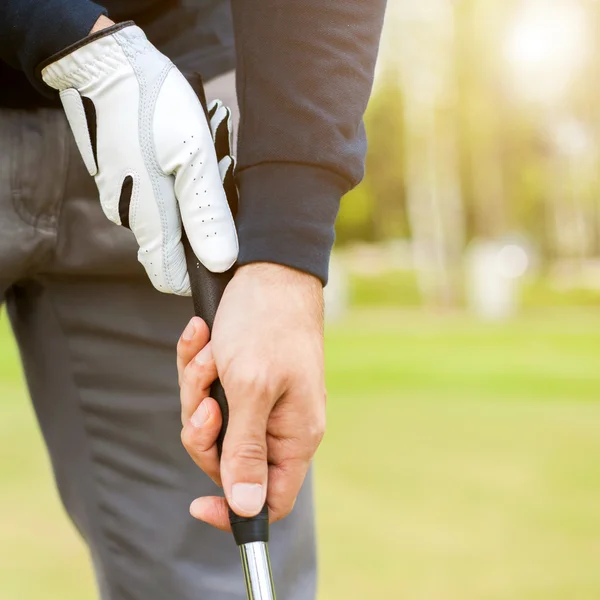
[0,72,316,600]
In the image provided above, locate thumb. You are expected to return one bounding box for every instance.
[152,68,238,275]
[220,402,269,517]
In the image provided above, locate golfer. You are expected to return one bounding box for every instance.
[0,2,385,598]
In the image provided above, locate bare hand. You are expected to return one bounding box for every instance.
[177,263,326,530]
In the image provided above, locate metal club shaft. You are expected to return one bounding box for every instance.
[240,542,277,600]
[183,240,277,599]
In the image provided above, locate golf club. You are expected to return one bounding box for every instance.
[183,239,276,600]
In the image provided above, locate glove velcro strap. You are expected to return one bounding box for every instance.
[38,21,136,91]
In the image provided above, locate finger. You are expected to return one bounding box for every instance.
[179,342,217,424]
[218,154,234,182]
[181,397,223,486]
[263,394,326,522]
[190,464,311,530]
[220,388,270,518]
[209,101,232,161]
[152,70,238,280]
[170,87,237,274]
[207,99,220,121]
[265,457,311,523]
[117,175,192,295]
[208,100,237,216]
[191,461,311,530]
[218,155,238,219]
[177,155,238,274]
[189,496,231,532]
[176,316,209,384]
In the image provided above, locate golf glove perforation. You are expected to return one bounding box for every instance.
[41,21,238,295]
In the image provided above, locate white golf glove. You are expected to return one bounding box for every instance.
[40,22,238,295]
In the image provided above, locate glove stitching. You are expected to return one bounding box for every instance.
[114,28,153,62]
[128,169,141,232]
[145,65,179,293]
[118,29,178,293]
[45,47,128,90]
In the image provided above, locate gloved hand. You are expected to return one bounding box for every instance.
[40,22,238,295]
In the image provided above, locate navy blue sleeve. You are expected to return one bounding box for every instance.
[231,0,387,284]
[0,0,386,285]
[0,0,107,94]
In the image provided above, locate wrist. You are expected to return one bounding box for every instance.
[40,21,139,91]
[89,15,115,34]
[235,262,321,289]
[233,263,324,327]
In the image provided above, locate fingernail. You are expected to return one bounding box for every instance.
[182,319,196,341]
[191,400,209,428]
[231,483,264,515]
[190,499,201,518]
[195,343,213,365]
[190,497,207,519]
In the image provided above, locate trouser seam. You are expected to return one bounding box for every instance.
[49,109,73,260]
[44,287,122,600]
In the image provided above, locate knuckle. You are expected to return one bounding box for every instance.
[306,420,325,448]
[181,421,215,454]
[306,398,327,448]
[183,358,213,387]
[230,441,267,466]
[190,359,209,379]
[180,426,195,451]
[181,363,197,388]
[229,367,275,401]
[176,337,192,360]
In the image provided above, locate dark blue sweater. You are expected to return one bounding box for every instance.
[0,0,386,284]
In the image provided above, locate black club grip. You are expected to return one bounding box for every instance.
[183,236,269,545]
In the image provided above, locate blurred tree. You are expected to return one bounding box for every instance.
[337,72,407,245]
[455,0,510,239]
[396,0,465,307]
[336,0,600,299]
[364,70,408,241]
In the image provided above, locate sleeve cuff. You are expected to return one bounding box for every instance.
[235,163,349,285]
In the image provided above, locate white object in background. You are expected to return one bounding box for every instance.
[324,255,350,322]
[465,240,529,320]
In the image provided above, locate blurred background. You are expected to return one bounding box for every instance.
[2,0,600,598]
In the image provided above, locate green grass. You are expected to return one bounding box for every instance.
[2,308,600,599]
[521,278,600,308]
[350,270,600,309]
[319,309,600,599]
[351,270,422,306]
